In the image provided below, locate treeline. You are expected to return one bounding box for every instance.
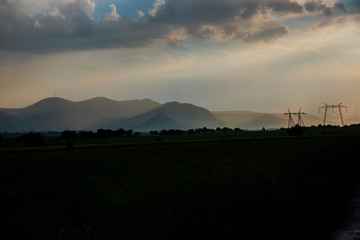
[150,127,244,136]
[3,123,360,147]
[62,127,244,139]
[10,129,138,147]
[3,127,245,146]
[61,129,138,140]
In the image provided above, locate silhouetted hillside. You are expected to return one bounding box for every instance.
[135,113,188,130]
[102,101,223,130]
[0,97,74,117]
[0,111,18,131]
[154,102,223,128]
[0,97,161,131]
[76,97,161,118]
[0,97,222,131]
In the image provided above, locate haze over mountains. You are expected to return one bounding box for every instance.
[213,110,360,129]
[212,111,318,129]
[0,97,359,132]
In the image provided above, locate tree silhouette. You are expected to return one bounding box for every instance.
[125,130,133,137]
[234,128,243,132]
[115,128,125,137]
[79,131,95,139]
[97,129,114,138]
[150,130,159,135]
[61,130,77,140]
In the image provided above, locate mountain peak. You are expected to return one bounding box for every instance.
[124,98,160,103]
[27,97,73,109]
[34,97,70,103]
[88,96,112,101]
[140,98,161,104]
[80,97,116,104]
[162,101,180,107]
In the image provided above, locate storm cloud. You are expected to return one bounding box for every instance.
[0,0,357,52]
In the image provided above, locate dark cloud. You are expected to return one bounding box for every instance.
[310,1,360,29]
[150,0,298,42]
[0,0,172,52]
[0,0,357,53]
[304,1,328,13]
[323,2,347,17]
[267,1,304,15]
[246,25,290,42]
[0,0,36,50]
[35,1,94,40]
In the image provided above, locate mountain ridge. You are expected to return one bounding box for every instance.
[1,97,359,132]
[98,101,223,130]
[0,97,162,131]
[0,97,222,132]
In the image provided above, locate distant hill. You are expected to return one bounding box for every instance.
[0,98,74,118]
[0,97,161,131]
[0,111,18,130]
[100,101,223,130]
[237,114,287,129]
[0,97,222,132]
[135,113,189,130]
[212,111,323,129]
[211,111,263,128]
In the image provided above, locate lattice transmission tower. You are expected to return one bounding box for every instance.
[284,108,306,128]
[319,103,347,126]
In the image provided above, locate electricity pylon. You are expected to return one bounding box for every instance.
[284,109,295,128]
[296,108,305,127]
[319,103,348,126]
[284,108,306,128]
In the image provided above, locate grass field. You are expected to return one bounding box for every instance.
[1,133,360,239]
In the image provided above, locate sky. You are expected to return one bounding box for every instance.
[0,0,360,113]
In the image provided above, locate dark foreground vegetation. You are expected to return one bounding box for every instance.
[1,129,360,239]
[3,123,360,149]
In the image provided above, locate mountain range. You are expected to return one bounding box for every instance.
[0,97,222,132]
[1,97,359,132]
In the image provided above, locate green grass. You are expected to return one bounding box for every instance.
[1,135,360,239]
